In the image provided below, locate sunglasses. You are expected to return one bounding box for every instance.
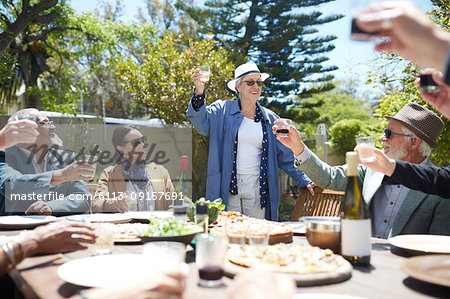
[241,80,264,87]
[37,120,54,128]
[384,129,413,139]
[125,136,148,147]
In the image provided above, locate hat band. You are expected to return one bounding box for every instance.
[236,70,260,80]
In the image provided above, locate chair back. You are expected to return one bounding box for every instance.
[291,188,344,221]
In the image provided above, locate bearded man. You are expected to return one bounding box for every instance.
[0,108,92,216]
[276,102,450,238]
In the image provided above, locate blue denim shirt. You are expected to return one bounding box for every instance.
[186,97,311,220]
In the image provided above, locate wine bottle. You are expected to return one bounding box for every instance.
[341,151,371,265]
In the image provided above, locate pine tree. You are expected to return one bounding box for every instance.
[177,0,342,101]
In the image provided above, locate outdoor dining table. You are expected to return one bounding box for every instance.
[1,228,449,299]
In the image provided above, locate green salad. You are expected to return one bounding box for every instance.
[138,218,202,237]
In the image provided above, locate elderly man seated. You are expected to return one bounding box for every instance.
[0,108,92,216]
[276,102,450,239]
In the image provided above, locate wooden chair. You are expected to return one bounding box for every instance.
[290,188,345,221]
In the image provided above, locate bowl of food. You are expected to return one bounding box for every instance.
[301,216,341,254]
[137,218,203,245]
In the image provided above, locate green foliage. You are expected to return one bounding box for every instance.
[330,119,368,155]
[31,10,157,117]
[430,0,450,30]
[137,0,197,39]
[0,52,19,106]
[118,32,235,124]
[0,0,69,108]
[287,82,381,149]
[178,0,342,101]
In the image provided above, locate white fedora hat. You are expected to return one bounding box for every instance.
[226,63,270,94]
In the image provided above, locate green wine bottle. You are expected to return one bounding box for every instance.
[341,151,371,265]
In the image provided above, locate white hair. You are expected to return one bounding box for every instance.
[235,78,242,96]
[8,108,39,123]
[401,126,432,157]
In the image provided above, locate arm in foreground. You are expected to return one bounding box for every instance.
[1,222,95,276]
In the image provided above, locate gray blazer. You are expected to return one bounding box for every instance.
[296,151,450,237]
[0,146,90,215]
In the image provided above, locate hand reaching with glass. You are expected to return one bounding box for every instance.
[416,69,450,119]
[51,161,97,185]
[0,119,39,150]
[272,119,305,156]
[355,147,396,176]
[192,67,211,96]
[355,1,450,71]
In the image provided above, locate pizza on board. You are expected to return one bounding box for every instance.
[112,223,147,242]
[210,211,293,244]
[227,243,345,274]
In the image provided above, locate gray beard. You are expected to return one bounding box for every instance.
[385,143,408,160]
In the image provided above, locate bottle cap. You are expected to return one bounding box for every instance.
[195,202,208,215]
[173,205,187,215]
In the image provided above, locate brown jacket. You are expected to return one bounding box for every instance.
[91,162,174,212]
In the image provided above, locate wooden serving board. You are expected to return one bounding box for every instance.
[223,255,352,287]
[269,231,293,245]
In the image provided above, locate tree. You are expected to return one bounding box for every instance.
[291,82,380,136]
[136,0,197,39]
[119,33,235,198]
[178,0,342,101]
[31,10,157,117]
[0,0,69,108]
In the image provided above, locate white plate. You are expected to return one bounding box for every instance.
[66,214,131,224]
[124,211,173,220]
[0,215,56,229]
[388,235,450,255]
[282,222,306,235]
[293,294,366,299]
[58,254,187,288]
[402,255,450,287]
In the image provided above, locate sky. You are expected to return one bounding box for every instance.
[70,0,435,90]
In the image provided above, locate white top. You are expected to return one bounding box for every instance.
[236,117,263,175]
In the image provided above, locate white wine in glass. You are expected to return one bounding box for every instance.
[199,65,210,82]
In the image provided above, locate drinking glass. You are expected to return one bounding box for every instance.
[419,74,441,94]
[356,135,375,163]
[247,221,270,247]
[199,65,211,82]
[142,241,186,271]
[76,155,98,181]
[95,223,114,255]
[196,234,228,288]
[226,219,247,248]
[274,119,292,137]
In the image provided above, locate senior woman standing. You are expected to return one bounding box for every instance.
[187,63,314,220]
